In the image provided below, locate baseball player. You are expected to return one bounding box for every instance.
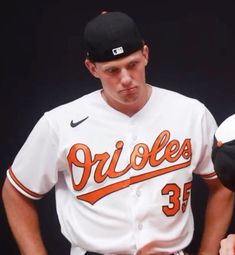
[2,11,234,255]
[212,114,235,255]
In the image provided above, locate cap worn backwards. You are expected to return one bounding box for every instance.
[212,114,235,191]
[84,11,144,62]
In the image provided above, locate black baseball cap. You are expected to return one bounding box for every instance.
[212,115,235,191]
[84,11,144,62]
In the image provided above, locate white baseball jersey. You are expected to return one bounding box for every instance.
[7,85,218,255]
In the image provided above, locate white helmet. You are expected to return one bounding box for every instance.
[212,114,235,191]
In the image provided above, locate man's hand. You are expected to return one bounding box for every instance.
[219,234,235,255]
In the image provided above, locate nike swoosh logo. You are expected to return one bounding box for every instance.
[70,116,89,128]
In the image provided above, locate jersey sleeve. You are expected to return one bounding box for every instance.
[7,114,59,200]
[193,106,218,180]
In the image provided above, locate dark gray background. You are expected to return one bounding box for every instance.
[1,0,235,254]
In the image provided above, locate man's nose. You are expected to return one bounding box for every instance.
[120,69,132,86]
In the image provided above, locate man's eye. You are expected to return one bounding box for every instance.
[106,68,118,74]
[129,62,137,68]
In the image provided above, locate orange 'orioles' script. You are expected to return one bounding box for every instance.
[67,130,192,204]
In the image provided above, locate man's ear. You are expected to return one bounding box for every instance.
[84,59,99,78]
[142,45,149,66]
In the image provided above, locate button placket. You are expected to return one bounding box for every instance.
[136,189,141,197]
[138,223,143,231]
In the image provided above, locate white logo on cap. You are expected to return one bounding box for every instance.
[112,47,124,56]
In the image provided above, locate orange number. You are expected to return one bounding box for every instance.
[182,182,192,212]
[162,182,192,216]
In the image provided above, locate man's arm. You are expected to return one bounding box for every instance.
[2,178,47,255]
[197,178,234,255]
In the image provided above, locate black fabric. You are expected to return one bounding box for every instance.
[212,136,235,191]
[84,11,144,62]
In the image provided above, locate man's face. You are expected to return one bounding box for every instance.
[85,45,149,114]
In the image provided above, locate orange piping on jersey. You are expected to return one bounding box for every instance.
[78,160,191,204]
[200,171,217,179]
[8,168,42,198]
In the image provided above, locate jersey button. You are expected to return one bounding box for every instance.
[136,190,141,197]
[132,135,137,141]
[138,223,143,230]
